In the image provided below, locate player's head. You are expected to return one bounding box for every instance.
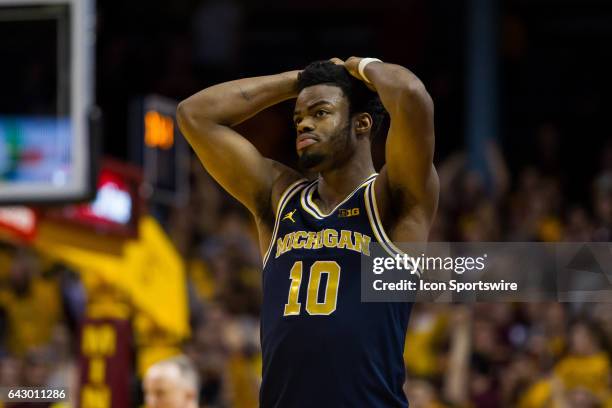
[143,355,200,408]
[295,60,387,171]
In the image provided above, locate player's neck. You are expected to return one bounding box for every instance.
[316,149,375,212]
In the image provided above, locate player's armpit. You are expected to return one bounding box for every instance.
[384,118,438,222]
[375,166,439,242]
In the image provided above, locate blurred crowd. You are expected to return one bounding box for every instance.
[1,123,611,407]
[0,249,84,408]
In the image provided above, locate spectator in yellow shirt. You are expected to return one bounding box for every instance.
[0,248,61,357]
[554,321,610,399]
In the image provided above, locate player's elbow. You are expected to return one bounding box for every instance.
[176,100,195,139]
[176,100,188,125]
[177,99,215,141]
[402,80,433,108]
[395,81,434,118]
[178,88,223,121]
[177,97,204,126]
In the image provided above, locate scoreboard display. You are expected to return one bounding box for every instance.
[130,94,190,208]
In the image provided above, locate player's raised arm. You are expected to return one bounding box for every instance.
[344,57,439,230]
[177,71,302,217]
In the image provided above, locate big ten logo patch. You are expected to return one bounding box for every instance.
[338,208,360,218]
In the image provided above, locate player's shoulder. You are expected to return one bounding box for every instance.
[268,159,307,218]
[252,160,305,231]
[373,166,436,241]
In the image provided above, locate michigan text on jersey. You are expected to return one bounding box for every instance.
[275,229,371,258]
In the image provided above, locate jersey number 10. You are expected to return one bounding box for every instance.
[283,261,341,316]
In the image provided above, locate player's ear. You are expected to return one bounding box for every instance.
[354,113,372,137]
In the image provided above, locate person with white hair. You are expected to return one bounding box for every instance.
[143,355,200,408]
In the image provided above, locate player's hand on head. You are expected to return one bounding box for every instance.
[344,56,377,91]
[343,56,361,78]
[329,57,344,66]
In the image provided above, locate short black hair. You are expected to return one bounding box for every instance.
[297,60,388,140]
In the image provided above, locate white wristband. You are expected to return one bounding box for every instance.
[357,58,382,84]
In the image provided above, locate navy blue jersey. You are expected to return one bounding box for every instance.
[260,174,413,408]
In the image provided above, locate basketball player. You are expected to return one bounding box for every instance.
[143,355,200,408]
[178,57,438,407]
